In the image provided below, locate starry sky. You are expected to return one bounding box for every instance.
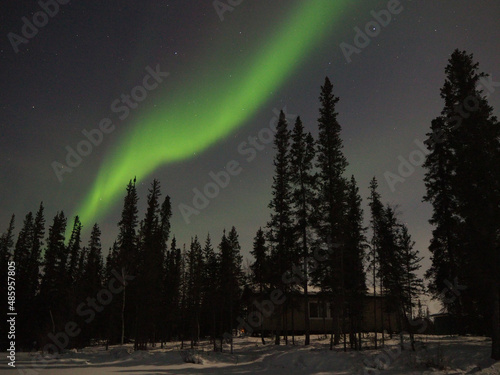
[1,1,500,286]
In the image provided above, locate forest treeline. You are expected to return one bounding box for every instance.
[0,49,498,359]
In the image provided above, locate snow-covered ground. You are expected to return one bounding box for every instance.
[3,335,499,374]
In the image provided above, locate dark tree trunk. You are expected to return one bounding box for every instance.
[491,286,500,360]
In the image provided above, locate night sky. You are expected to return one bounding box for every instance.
[1,1,499,285]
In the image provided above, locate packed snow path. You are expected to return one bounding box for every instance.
[4,335,500,374]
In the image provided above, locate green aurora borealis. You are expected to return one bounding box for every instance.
[73,0,350,229]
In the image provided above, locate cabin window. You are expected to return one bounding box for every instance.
[309,302,328,318]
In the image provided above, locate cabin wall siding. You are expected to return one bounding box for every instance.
[245,294,399,334]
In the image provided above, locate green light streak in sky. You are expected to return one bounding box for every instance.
[74,0,349,229]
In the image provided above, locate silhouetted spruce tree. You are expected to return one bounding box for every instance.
[313,77,348,347]
[116,178,139,345]
[249,228,268,344]
[14,212,34,283]
[74,243,88,346]
[186,236,204,347]
[14,211,39,349]
[367,177,384,348]
[40,211,68,352]
[344,176,367,350]
[179,244,188,348]
[2,213,46,350]
[104,242,120,345]
[81,223,104,346]
[136,179,166,349]
[424,49,500,359]
[423,116,466,325]
[374,203,424,351]
[28,204,45,348]
[158,194,172,344]
[267,110,293,345]
[219,227,243,353]
[398,223,424,350]
[164,237,181,342]
[379,206,403,339]
[0,215,15,351]
[65,216,84,346]
[200,233,219,349]
[289,116,316,346]
[229,227,244,349]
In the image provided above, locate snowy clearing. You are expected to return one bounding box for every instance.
[3,335,499,374]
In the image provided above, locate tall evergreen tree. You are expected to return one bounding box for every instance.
[289,116,316,345]
[344,176,367,350]
[424,50,500,359]
[40,211,68,297]
[186,236,204,346]
[398,223,424,349]
[65,215,84,346]
[313,77,348,347]
[200,233,220,349]
[367,177,385,348]
[249,228,268,344]
[424,117,469,334]
[25,204,45,350]
[219,227,243,352]
[14,212,37,349]
[164,237,182,342]
[158,194,172,344]
[14,212,34,283]
[81,223,104,345]
[267,110,293,345]
[104,242,120,345]
[378,206,423,350]
[179,244,188,348]
[40,211,68,351]
[136,179,166,349]
[115,178,139,345]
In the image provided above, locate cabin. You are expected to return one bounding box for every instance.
[240,289,400,335]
